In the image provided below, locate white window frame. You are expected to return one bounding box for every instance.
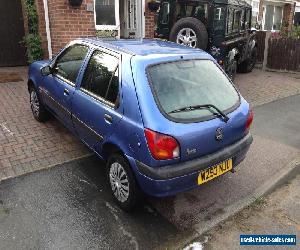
[262,3,284,31]
[94,0,120,31]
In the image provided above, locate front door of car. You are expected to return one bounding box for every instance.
[41,44,89,130]
[72,49,123,152]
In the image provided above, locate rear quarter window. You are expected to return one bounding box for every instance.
[147,59,240,122]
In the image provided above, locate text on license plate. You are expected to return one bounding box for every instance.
[198,159,233,185]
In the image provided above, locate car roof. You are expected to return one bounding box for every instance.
[77,38,209,57]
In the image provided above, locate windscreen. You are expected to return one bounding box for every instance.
[147,60,240,121]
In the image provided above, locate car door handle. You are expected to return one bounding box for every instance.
[64,88,69,96]
[104,114,113,124]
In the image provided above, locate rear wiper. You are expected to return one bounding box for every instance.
[168,104,229,123]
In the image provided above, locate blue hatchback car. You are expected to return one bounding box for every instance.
[28,38,253,211]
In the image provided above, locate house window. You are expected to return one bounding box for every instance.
[95,0,119,30]
[274,6,283,30]
[252,11,258,25]
[264,5,283,30]
[253,2,259,9]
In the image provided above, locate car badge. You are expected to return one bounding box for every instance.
[215,127,223,141]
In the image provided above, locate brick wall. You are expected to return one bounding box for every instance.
[35,0,156,57]
[145,5,155,38]
[47,0,95,55]
[283,3,295,31]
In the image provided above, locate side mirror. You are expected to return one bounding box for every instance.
[41,65,52,76]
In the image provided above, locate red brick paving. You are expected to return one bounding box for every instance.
[0,67,299,181]
[0,67,91,181]
[235,69,300,107]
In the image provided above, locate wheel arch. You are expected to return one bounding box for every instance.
[27,78,36,92]
[102,142,126,161]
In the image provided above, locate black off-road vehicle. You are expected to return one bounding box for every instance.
[155,0,257,79]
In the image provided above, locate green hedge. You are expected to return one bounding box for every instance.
[23,0,43,63]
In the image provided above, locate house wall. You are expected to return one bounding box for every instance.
[145,4,155,39]
[37,0,95,57]
[282,3,295,30]
[35,0,49,58]
[36,0,155,58]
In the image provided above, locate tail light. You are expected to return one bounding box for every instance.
[245,110,254,133]
[144,128,180,160]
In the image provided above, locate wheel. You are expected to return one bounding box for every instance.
[169,17,208,50]
[238,47,257,73]
[29,87,49,122]
[227,60,237,81]
[106,154,141,211]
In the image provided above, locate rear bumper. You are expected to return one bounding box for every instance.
[130,133,253,197]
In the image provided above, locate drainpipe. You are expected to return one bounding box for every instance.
[42,0,52,59]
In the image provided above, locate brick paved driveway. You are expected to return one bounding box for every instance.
[0,67,299,181]
[235,69,300,107]
[0,67,91,180]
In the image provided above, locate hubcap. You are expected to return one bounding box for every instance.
[30,90,40,117]
[109,162,130,203]
[176,28,197,48]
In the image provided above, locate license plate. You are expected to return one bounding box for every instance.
[198,159,233,185]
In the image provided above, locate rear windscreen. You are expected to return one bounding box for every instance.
[147,60,240,122]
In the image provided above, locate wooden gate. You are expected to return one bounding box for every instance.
[0,0,27,66]
[267,38,300,72]
[255,31,266,63]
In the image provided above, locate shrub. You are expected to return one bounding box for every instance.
[22,0,43,63]
[23,34,43,64]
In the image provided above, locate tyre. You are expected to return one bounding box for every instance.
[238,47,257,73]
[169,17,208,50]
[106,154,141,211]
[29,87,49,122]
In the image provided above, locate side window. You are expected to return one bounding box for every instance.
[194,4,208,23]
[81,50,119,105]
[240,9,245,31]
[214,6,226,31]
[161,2,170,24]
[245,9,251,30]
[226,8,234,35]
[54,45,89,84]
[233,9,242,32]
[176,3,208,23]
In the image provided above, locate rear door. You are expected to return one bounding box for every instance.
[41,44,89,130]
[72,48,123,152]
